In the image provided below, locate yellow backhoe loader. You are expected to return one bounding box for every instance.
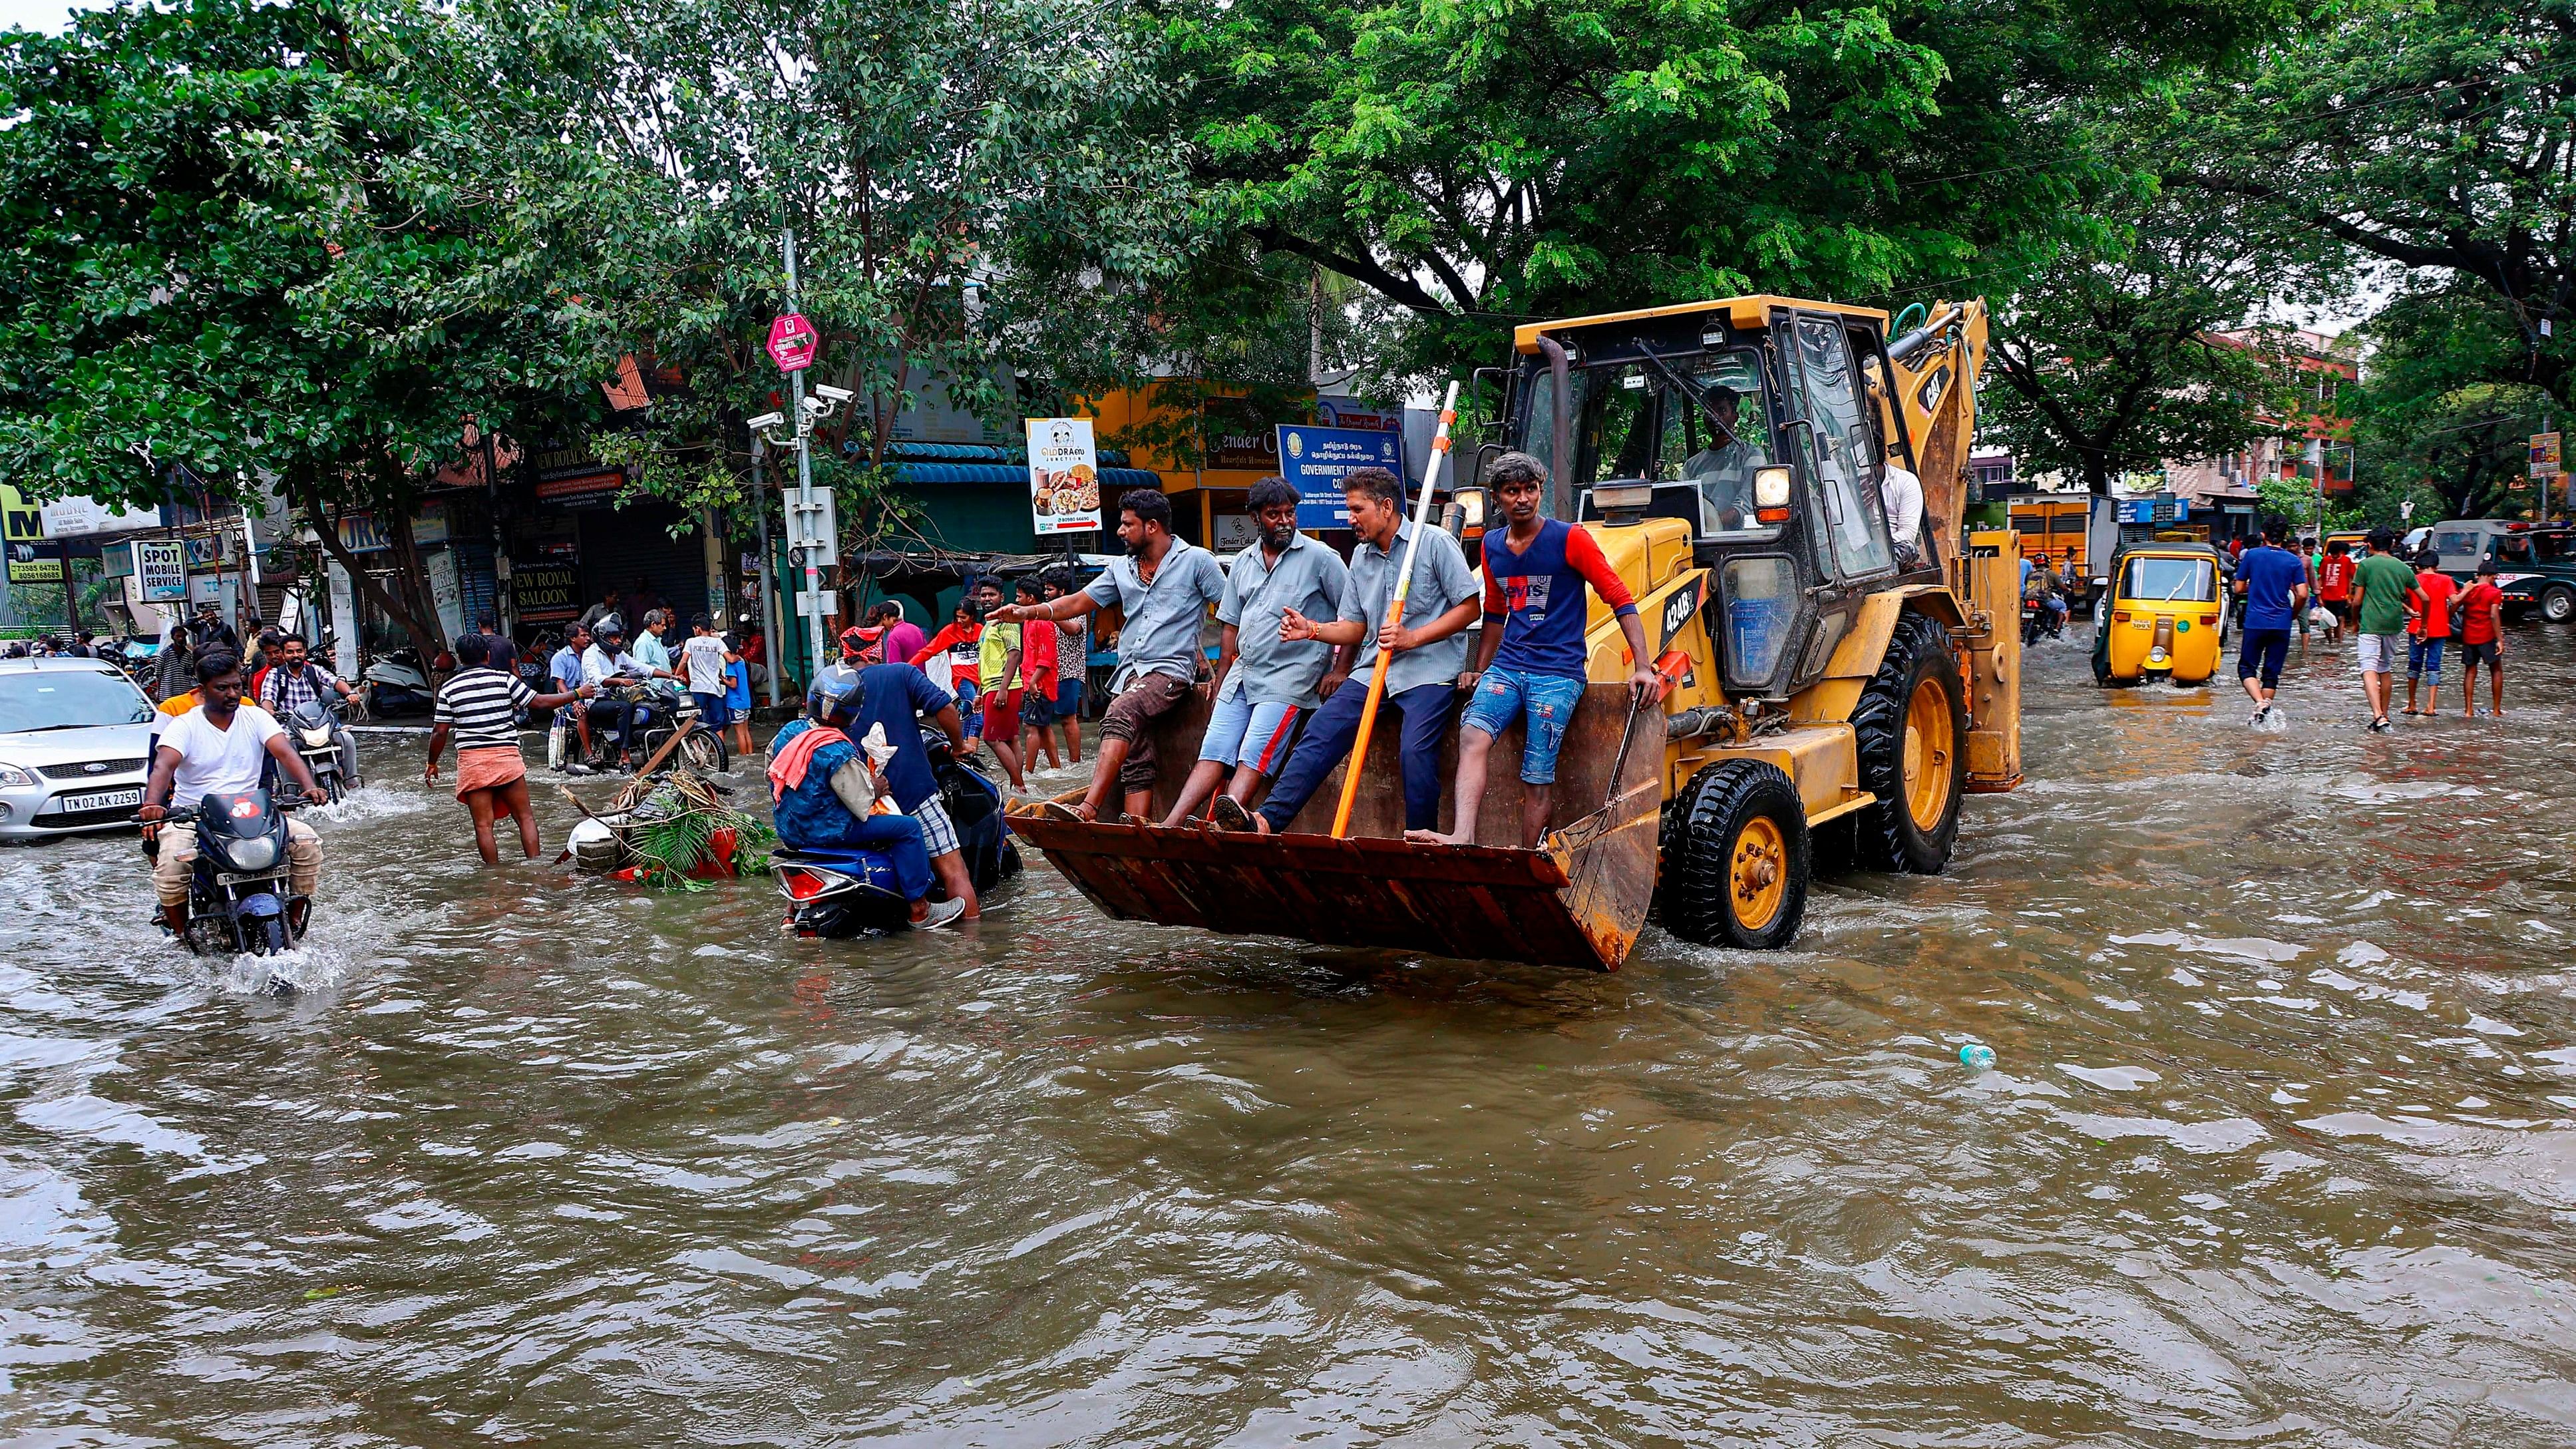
[1008,295,2022,968]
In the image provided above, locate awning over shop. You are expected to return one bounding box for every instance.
[844,549,1117,596]
[878,461,1161,490]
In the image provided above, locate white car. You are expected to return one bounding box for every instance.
[0,657,157,841]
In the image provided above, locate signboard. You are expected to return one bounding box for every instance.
[510,560,582,623]
[534,469,627,510]
[2531,431,2561,479]
[333,513,391,554]
[1,483,42,543]
[1204,395,1281,471]
[1277,424,1407,528]
[1212,513,1258,552]
[135,538,188,600]
[767,313,820,373]
[1316,397,1403,435]
[39,495,156,538]
[1024,417,1101,534]
[795,589,840,617]
[184,534,227,572]
[6,542,61,582]
[411,503,450,548]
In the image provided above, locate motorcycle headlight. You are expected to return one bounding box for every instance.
[226,835,280,871]
[0,761,34,788]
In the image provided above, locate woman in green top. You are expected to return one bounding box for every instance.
[2349,528,2418,732]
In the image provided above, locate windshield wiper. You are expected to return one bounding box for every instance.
[1632,338,1744,453]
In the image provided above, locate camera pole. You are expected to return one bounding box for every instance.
[783,228,827,687]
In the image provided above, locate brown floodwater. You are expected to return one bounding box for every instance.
[3,624,2574,1446]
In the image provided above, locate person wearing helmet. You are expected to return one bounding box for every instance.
[767,664,967,929]
[580,616,646,770]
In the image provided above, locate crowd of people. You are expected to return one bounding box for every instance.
[2223,519,2507,730]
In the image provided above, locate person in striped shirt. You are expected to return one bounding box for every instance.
[426,632,593,863]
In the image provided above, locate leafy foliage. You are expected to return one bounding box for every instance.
[2348,284,2553,522]
[1985,184,2306,494]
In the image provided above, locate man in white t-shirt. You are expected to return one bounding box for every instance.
[136,651,328,938]
[1881,459,1925,562]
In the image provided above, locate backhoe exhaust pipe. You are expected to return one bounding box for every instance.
[1538,333,1572,519]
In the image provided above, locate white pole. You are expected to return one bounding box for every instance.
[786,226,824,684]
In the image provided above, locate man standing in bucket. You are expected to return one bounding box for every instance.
[992,489,1227,821]
[1214,465,1481,837]
[1407,452,1660,847]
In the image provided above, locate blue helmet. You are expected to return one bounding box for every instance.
[809,662,864,727]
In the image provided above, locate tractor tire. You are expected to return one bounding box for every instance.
[2543,584,2576,624]
[1851,609,1968,875]
[1660,759,1811,951]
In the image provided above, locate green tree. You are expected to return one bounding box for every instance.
[1984,186,2304,494]
[2187,0,2576,405]
[1157,0,2294,382]
[452,0,1198,552]
[0,0,608,658]
[2348,285,2551,521]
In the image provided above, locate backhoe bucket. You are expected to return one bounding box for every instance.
[1007,684,1666,970]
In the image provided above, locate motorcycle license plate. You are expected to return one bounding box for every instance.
[55,787,142,813]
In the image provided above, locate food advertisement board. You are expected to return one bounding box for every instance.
[1025,418,1101,535]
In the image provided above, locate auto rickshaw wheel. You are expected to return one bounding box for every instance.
[1852,610,1968,874]
[1661,760,1810,950]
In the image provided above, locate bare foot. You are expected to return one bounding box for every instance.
[1401,828,1467,846]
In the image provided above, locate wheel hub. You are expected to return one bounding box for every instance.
[1730,817,1787,932]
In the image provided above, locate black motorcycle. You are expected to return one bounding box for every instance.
[549,677,729,775]
[285,697,360,803]
[2022,591,2066,646]
[153,790,309,956]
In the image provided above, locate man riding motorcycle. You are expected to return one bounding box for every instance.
[768,664,968,930]
[136,651,329,938]
[580,616,674,771]
[2024,554,2070,635]
[256,636,362,783]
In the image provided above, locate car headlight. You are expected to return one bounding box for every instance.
[0,762,35,788]
[1753,466,1793,509]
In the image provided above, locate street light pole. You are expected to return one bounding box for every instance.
[784,227,825,685]
[752,435,784,708]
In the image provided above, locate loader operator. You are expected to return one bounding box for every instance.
[1409,452,1662,849]
[1210,466,1483,837]
[996,488,1227,823]
[1679,383,1765,529]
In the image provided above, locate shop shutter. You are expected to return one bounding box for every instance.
[576,499,707,624]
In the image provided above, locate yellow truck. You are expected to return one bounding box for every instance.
[1010,296,2024,968]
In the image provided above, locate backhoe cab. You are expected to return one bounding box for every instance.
[1008,295,2023,968]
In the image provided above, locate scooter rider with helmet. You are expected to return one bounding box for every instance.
[580,616,674,771]
[136,650,329,938]
[768,664,968,929]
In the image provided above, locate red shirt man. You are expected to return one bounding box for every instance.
[2316,548,2355,602]
[2458,571,2503,646]
[2407,565,2458,639]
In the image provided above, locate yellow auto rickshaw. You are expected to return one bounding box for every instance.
[2094,542,2227,686]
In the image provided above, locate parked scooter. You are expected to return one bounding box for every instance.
[150,789,309,956]
[773,729,1021,937]
[286,697,361,803]
[548,677,729,775]
[362,647,434,716]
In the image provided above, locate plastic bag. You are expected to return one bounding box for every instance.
[2308,605,2332,627]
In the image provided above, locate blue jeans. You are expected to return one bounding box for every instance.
[1258,680,1455,833]
[1458,666,1586,785]
[2408,635,2445,680]
[844,813,932,901]
[956,678,982,738]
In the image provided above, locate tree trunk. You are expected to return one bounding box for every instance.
[296,469,446,666]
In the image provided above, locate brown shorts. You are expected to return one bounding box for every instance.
[1098,672,1196,793]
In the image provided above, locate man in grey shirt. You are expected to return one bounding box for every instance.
[1216,467,1481,837]
[993,488,1226,821]
[1162,476,1352,826]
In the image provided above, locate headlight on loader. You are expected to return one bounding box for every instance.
[1753,466,1791,509]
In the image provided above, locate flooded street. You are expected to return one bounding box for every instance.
[5,628,2575,1446]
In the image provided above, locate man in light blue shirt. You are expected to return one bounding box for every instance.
[632,609,675,678]
[1219,467,1481,837]
[550,622,594,761]
[992,488,1227,820]
[1161,476,1351,826]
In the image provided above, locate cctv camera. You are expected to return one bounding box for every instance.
[813,385,853,403]
[747,411,786,430]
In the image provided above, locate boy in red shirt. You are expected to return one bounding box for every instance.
[2402,558,2459,716]
[2314,541,2355,644]
[1012,579,1064,771]
[2455,559,2507,718]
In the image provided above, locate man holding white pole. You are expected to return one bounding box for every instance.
[1216,464,1481,837]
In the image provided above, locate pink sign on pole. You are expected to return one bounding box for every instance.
[766,313,820,373]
